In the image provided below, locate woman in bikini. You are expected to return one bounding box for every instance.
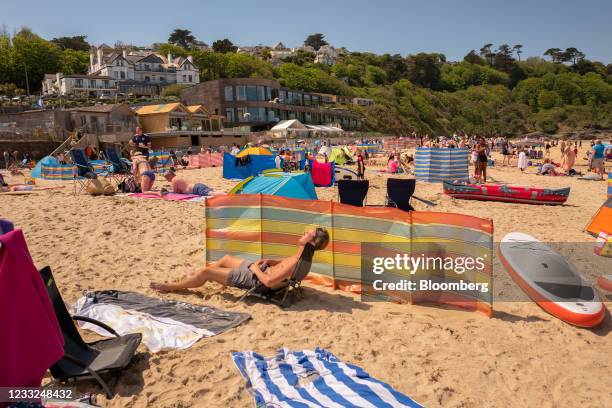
[131,152,155,192]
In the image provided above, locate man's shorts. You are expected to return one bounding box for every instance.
[227,261,268,290]
[591,158,604,171]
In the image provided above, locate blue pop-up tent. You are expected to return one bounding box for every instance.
[229,171,318,200]
[222,152,276,179]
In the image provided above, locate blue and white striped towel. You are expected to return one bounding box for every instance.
[232,347,424,408]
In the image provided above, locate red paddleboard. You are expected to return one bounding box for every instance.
[444,182,569,205]
[597,275,612,292]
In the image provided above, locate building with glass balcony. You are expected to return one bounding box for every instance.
[180,78,362,131]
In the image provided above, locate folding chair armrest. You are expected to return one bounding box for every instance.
[238,286,259,302]
[72,162,91,170]
[62,353,114,398]
[72,315,120,337]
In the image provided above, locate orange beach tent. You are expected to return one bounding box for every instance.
[585,196,612,236]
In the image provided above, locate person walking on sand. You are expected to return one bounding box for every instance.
[517,148,527,172]
[591,140,606,179]
[150,228,329,293]
[475,139,488,183]
[563,144,576,174]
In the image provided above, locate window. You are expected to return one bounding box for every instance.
[236,86,246,101]
[145,76,150,82]
[225,108,235,123]
[75,79,83,88]
[265,87,272,101]
[224,86,234,101]
[304,94,311,106]
[237,107,247,122]
[246,85,257,101]
[188,75,193,82]
[160,77,165,82]
[114,72,119,78]
[120,71,125,79]
[257,86,265,101]
[267,108,277,122]
[144,64,150,71]
[103,80,109,89]
[182,75,187,81]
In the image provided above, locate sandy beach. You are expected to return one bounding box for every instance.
[1,147,610,408]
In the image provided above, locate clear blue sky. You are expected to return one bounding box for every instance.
[3,0,611,62]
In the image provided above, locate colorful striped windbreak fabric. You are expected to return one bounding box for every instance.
[414,148,469,182]
[608,172,611,197]
[188,152,224,168]
[150,151,174,173]
[39,160,108,180]
[205,195,494,316]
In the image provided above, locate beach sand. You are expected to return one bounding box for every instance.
[1,146,610,408]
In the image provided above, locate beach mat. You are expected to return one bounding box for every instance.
[128,192,202,201]
[74,290,251,352]
[232,347,423,407]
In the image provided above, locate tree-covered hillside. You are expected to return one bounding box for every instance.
[1,28,610,135]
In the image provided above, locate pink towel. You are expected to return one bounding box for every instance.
[129,192,200,201]
[311,161,333,186]
[0,229,64,388]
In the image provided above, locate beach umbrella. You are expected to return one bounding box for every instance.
[236,146,273,158]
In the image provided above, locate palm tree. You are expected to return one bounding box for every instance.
[512,44,523,61]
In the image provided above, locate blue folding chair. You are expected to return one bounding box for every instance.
[105,148,132,184]
[69,149,110,195]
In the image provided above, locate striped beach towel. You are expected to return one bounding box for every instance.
[232,348,423,408]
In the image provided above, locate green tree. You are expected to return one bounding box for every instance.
[11,28,61,91]
[512,44,523,61]
[479,43,495,66]
[365,65,387,85]
[464,50,486,65]
[304,33,328,51]
[51,35,90,51]
[155,43,189,58]
[168,29,196,49]
[537,90,561,109]
[493,44,515,73]
[59,49,89,74]
[212,39,237,54]
[563,47,580,65]
[544,48,563,63]
[404,53,444,89]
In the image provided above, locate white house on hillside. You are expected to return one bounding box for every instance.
[42,73,117,97]
[88,46,200,87]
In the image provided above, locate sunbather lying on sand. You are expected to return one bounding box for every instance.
[150,228,329,293]
[158,169,226,197]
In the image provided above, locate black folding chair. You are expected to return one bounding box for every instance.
[337,179,369,207]
[238,243,315,308]
[40,266,142,398]
[386,178,416,212]
[105,148,131,184]
[69,149,108,195]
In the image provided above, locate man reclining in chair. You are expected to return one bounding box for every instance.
[150,228,329,293]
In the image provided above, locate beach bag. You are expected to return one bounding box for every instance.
[594,231,612,257]
[118,177,141,193]
[86,179,116,196]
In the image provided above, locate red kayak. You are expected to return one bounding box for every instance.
[443,181,570,205]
